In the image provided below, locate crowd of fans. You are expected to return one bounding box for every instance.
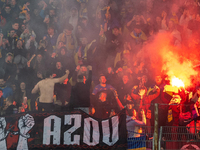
[0,0,200,135]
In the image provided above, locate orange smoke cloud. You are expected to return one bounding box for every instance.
[141,32,198,88]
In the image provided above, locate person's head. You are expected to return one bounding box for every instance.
[0,89,3,98]
[155,75,162,85]
[16,39,23,48]
[123,75,129,84]
[0,78,5,87]
[58,41,64,49]
[112,27,120,36]
[47,26,55,35]
[12,22,19,30]
[81,16,88,26]
[168,20,175,30]
[36,54,42,63]
[56,62,62,70]
[126,102,136,116]
[80,65,87,73]
[99,91,107,102]
[20,82,26,90]
[6,96,13,106]
[5,53,13,63]
[10,0,16,6]
[156,16,161,24]
[127,6,134,13]
[60,46,67,55]
[96,11,102,19]
[99,75,106,84]
[49,9,55,17]
[21,24,26,31]
[63,24,73,35]
[134,25,142,34]
[11,83,16,91]
[122,50,130,59]
[9,29,16,37]
[33,8,40,16]
[80,1,86,8]
[4,4,11,13]
[80,37,88,45]
[141,75,148,85]
[70,7,78,17]
[77,24,83,33]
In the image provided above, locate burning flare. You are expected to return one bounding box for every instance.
[171,77,185,88]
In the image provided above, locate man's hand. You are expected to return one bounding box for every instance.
[37,72,43,79]
[65,70,70,75]
[141,109,145,115]
[75,65,80,71]
[18,114,35,136]
[153,85,159,92]
[87,65,92,70]
[27,61,30,67]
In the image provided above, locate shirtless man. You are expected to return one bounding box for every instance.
[31,70,69,111]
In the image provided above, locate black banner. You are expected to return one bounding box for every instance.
[0,109,127,150]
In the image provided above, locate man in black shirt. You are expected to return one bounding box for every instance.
[69,65,92,114]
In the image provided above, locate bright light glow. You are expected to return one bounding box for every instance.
[171,77,185,88]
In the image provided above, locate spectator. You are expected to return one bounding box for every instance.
[56,46,76,75]
[31,70,69,112]
[0,76,13,99]
[56,23,77,56]
[0,9,6,28]
[126,108,146,138]
[42,25,58,54]
[3,52,17,81]
[25,34,38,57]
[131,85,160,127]
[67,7,79,34]
[3,96,17,115]
[116,74,133,106]
[92,90,123,119]
[7,29,18,51]
[53,61,70,105]
[69,65,92,113]
[74,35,96,66]
[92,74,117,96]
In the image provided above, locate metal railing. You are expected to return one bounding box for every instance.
[127,126,154,150]
[159,126,200,150]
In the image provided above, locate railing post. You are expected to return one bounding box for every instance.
[154,103,159,150]
[158,126,163,150]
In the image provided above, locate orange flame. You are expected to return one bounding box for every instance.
[161,46,198,88]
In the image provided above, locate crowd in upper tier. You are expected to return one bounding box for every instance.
[0,0,200,130]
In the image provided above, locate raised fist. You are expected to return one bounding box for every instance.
[18,114,35,136]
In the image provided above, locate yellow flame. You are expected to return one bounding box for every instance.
[171,77,185,88]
